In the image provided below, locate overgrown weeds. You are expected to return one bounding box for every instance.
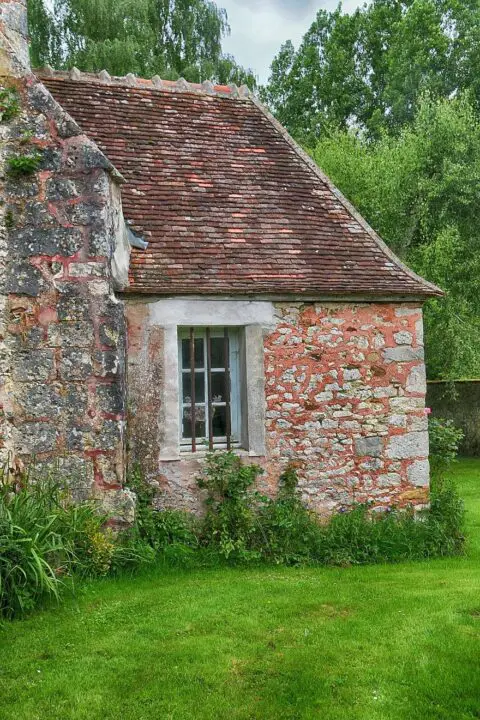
[191,451,465,567]
[1,416,466,619]
[127,443,465,570]
[0,472,147,619]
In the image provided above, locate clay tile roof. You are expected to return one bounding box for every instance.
[37,68,442,299]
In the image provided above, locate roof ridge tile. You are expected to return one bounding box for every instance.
[69,66,81,80]
[35,66,252,101]
[98,69,111,83]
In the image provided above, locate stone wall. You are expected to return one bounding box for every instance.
[126,299,430,515]
[263,303,429,514]
[0,25,132,519]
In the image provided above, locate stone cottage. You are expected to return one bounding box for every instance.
[0,0,442,520]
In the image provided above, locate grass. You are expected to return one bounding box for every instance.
[1,459,480,720]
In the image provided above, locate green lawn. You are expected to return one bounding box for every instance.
[1,460,480,720]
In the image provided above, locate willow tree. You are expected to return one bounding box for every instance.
[27,0,256,86]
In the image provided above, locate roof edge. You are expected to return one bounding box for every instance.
[27,71,125,184]
[34,66,253,101]
[120,290,434,304]
[249,95,444,299]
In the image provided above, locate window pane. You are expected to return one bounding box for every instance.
[182,404,206,422]
[211,372,226,402]
[182,372,205,403]
[210,336,226,368]
[181,337,204,369]
[182,418,206,440]
[212,406,227,437]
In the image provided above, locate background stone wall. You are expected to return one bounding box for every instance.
[0,71,132,520]
[427,381,480,457]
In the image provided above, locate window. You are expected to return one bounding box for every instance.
[178,327,241,452]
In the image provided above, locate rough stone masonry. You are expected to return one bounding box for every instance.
[0,0,133,521]
[262,303,429,514]
[126,299,430,515]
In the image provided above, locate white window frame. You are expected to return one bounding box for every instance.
[149,298,274,461]
[178,327,242,450]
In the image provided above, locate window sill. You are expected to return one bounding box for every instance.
[159,448,266,462]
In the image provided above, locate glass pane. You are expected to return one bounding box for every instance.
[182,371,205,403]
[182,418,206,440]
[212,405,227,437]
[181,337,204,369]
[210,336,227,369]
[182,403,206,422]
[211,372,226,402]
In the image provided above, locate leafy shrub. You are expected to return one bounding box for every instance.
[197,451,263,562]
[429,417,464,479]
[255,466,322,565]
[62,507,116,577]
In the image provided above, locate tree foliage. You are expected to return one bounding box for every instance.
[27,0,257,87]
[313,95,480,379]
[262,0,480,143]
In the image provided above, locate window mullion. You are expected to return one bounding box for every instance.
[224,327,232,450]
[189,327,196,453]
[206,328,214,450]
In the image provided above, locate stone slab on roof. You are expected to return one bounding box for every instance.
[38,69,442,299]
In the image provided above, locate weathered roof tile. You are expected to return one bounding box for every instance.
[38,69,442,299]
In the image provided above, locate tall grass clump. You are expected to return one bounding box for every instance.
[0,476,67,618]
[0,470,149,619]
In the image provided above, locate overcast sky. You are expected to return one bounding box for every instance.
[218,0,364,84]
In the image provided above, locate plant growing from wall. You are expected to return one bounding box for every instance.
[4,210,15,229]
[0,86,20,122]
[6,150,42,177]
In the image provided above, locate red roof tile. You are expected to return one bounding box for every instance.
[38,70,442,299]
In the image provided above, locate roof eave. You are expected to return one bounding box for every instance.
[120,288,441,303]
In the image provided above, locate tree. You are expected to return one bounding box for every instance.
[27,0,63,68]
[262,0,480,143]
[313,95,480,379]
[27,0,257,87]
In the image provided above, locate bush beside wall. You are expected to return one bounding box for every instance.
[427,380,480,456]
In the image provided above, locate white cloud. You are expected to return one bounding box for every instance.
[218,0,364,84]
